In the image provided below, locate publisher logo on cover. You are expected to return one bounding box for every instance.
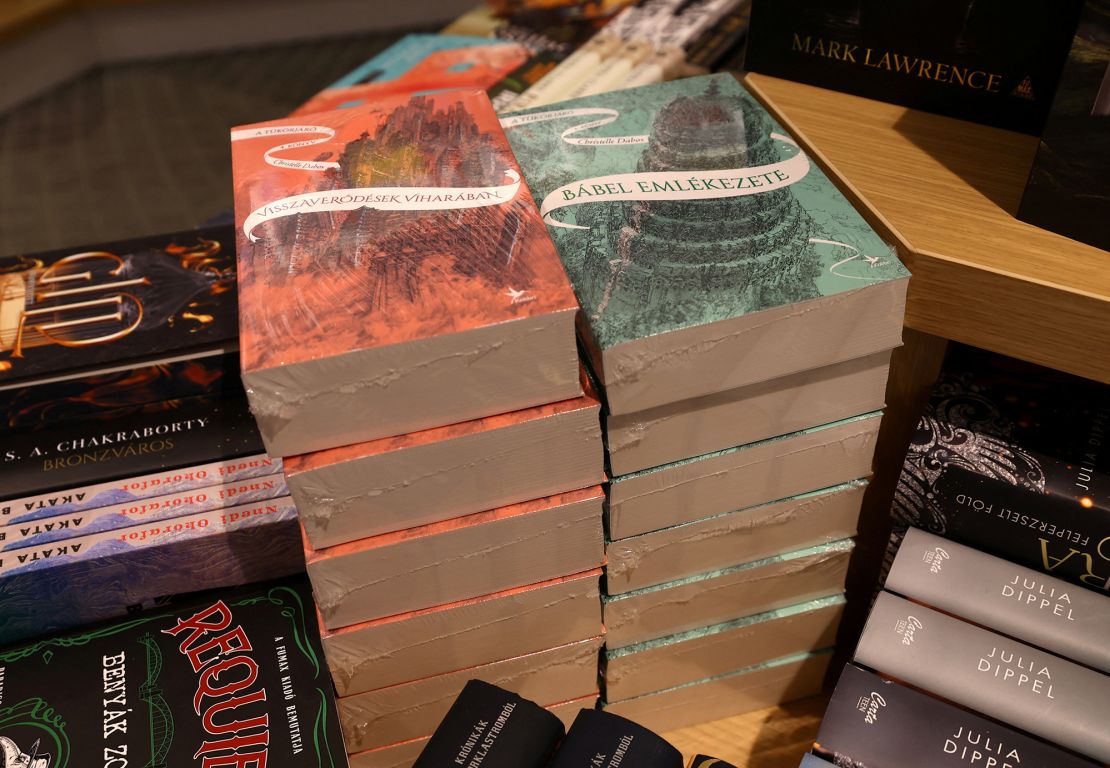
[922,546,950,574]
[856,692,887,724]
[894,615,923,646]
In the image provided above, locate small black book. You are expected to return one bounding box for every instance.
[549,709,684,768]
[414,680,564,768]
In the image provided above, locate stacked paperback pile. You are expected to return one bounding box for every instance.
[807,348,1110,766]
[502,72,909,728]
[230,87,608,768]
[0,227,299,644]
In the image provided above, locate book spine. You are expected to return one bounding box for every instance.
[816,663,1099,768]
[855,592,1110,762]
[0,473,289,551]
[888,528,1110,673]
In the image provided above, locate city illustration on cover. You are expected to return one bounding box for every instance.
[502,73,909,353]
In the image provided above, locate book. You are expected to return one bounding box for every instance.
[888,528,1110,674]
[745,0,1084,135]
[892,345,1110,590]
[855,592,1110,762]
[608,412,880,540]
[0,576,346,768]
[0,497,303,645]
[339,636,603,753]
[322,569,602,697]
[605,595,843,701]
[412,680,564,768]
[548,709,684,768]
[683,0,751,72]
[690,757,739,768]
[307,487,604,630]
[286,368,603,548]
[606,480,864,594]
[1017,1,1110,250]
[0,472,288,551]
[603,539,853,647]
[0,391,267,500]
[501,73,909,414]
[231,89,581,457]
[603,649,832,735]
[799,756,830,767]
[0,225,237,389]
[0,452,280,523]
[815,663,1100,768]
[327,34,516,88]
[607,349,889,476]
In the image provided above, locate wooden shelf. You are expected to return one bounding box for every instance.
[745,73,1110,384]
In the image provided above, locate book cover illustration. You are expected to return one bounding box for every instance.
[745,0,1085,135]
[232,90,577,394]
[501,74,908,372]
[0,577,346,768]
[0,225,237,385]
[328,34,518,89]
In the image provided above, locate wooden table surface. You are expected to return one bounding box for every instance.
[746,73,1110,384]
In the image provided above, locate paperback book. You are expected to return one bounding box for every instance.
[232,89,581,456]
[549,709,684,768]
[502,73,908,414]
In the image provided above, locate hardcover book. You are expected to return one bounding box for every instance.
[231,90,581,457]
[605,595,843,701]
[322,569,602,697]
[606,480,864,594]
[0,391,267,500]
[816,663,1099,768]
[745,0,1084,135]
[608,412,880,540]
[0,225,238,388]
[0,497,303,645]
[306,486,604,630]
[887,528,1110,673]
[0,576,347,768]
[339,636,603,753]
[286,368,603,549]
[548,709,683,768]
[603,539,853,647]
[855,592,1110,762]
[603,649,832,735]
[892,345,1110,590]
[502,73,909,414]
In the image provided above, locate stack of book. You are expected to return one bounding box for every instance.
[502,72,910,728]
[230,87,608,768]
[0,227,301,644]
[805,347,1110,766]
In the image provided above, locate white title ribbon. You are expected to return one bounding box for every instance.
[231,125,341,171]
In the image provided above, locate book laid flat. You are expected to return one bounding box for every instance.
[606,480,864,593]
[856,592,1110,762]
[549,709,684,768]
[327,34,518,89]
[231,89,581,457]
[0,576,346,768]
[893,345,1109,590]
[608,412,880,540]
[690,757,739,768]
[348,695,598,768]
[816,664,1100,768]
[411,680,564,768]
[322,568,602,696]
[607,350,890,476]
[502,73,909,415]
[888,528,1110,674]
[603,649,833,735]
[0,497,303,644]
[339,635,603,753]
[604,539,853,647]
[307,486,604,630]
[286,368,603,548]
[605,595,843,701]
[799,755,830,767]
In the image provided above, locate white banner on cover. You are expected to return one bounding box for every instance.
[230,125,340,171]
[812,237,891,280]
[241,170,521,242]
[500,108,649,147]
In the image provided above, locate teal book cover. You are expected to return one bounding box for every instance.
[502,74,909,413]
[328,34,511,88]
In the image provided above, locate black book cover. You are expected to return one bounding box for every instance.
[0,576,346,768]
[413,680,564,768]
[0,391,265,501]
[690,756,739,768]
[1017,0,1110,251]
[0,225,238,387]
[549,709,683,768]
[745,0,1084,134]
